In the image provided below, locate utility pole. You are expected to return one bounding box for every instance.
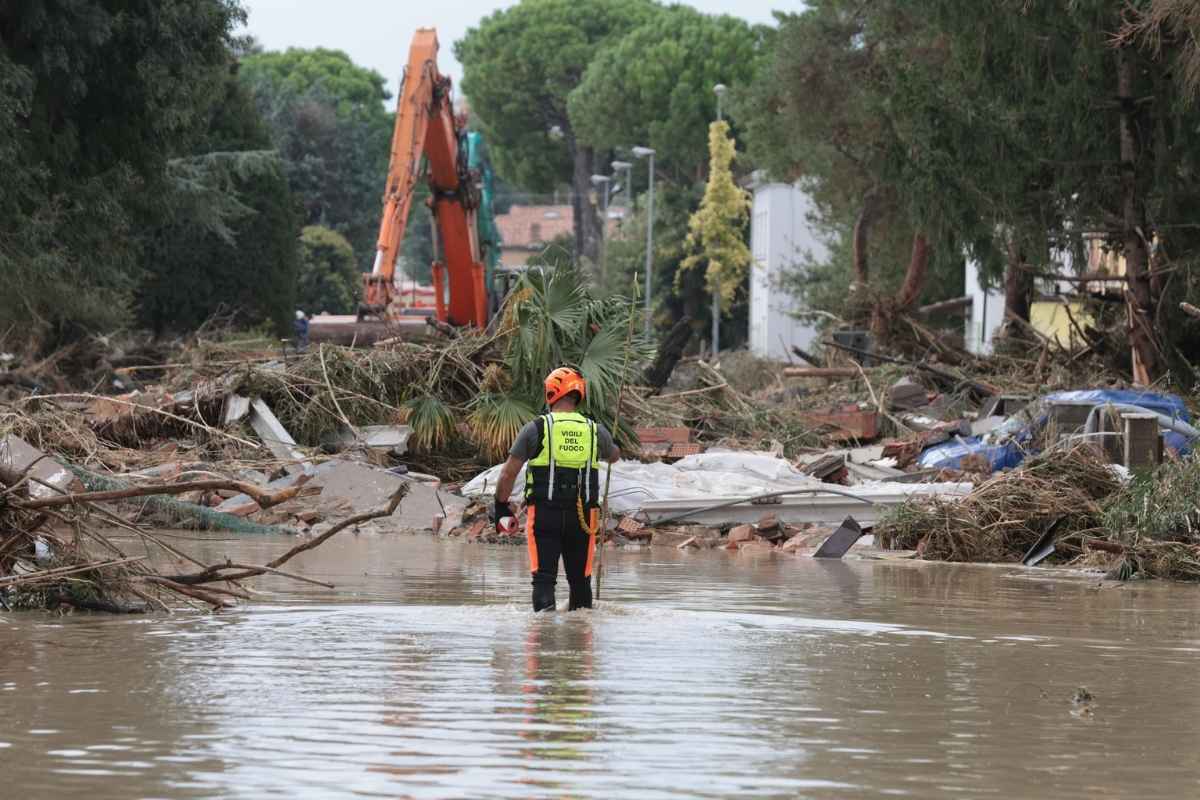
[633,146,656,335]
[711,83,728,358]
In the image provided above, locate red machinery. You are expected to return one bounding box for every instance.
[359,28,488,328]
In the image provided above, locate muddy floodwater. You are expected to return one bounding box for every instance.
[3,534,1200,799]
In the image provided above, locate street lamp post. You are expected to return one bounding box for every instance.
[710,83,729,357]
[632,146,656,334]
[590,173,611,279]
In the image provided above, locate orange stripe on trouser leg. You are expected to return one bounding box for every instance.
[525,505,538,573]
[584,509,597,577]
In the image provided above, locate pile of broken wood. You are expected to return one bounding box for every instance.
[0,433,409,613]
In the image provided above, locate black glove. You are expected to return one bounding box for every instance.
[491,499,512,524]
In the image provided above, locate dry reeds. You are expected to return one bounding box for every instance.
[877,445,1122,563]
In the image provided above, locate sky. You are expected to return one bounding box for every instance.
[239,0,798,98]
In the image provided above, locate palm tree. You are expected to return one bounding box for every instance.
[468,267,653,461]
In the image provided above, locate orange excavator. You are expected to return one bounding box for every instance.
[311,28,500,344]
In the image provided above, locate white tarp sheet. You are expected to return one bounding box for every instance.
[460,449,971,517]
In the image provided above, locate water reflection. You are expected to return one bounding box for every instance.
[3,535,1200,799]
[517,617,596,763]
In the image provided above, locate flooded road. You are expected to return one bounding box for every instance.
[3,533,1200,799]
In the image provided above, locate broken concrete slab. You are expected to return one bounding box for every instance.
[308,460,466,532]
[325,424,412,455]
[844,461,906,483]
[248,398,310,476]
[359,425,410,453]
[0,435,83,500]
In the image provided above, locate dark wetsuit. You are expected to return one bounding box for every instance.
[510,415,614,612]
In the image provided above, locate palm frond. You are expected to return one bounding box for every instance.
[578,323,628,413]
[402,394,456,453]
[468,392,538,463]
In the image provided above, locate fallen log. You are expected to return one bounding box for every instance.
[163,484,410,587]
[1083,538,1128,555]
[822,339,999,399]
[13,478,304,512]
[790,345,824,367]
[643,316,693,393]
[916,296,972,317]
[782,367,860,378]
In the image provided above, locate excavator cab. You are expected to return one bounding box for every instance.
[357,28,500,330]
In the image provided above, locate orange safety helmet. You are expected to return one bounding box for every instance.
[544,367,586,406]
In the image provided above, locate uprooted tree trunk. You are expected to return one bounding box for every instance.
[643,316,694,393]
[1004,239,1032,323]
[871,231,930,341]
[851,187,881,291]
[1117,44,1162,383]
[568,138,602,268]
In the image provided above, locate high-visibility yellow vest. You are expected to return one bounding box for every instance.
[525,411,601,507]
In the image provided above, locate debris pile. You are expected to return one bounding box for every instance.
[0,432,411,612]
[876,447,1122,563]
[5,297,1200,609]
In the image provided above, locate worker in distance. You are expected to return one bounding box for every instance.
[491,367,620,611]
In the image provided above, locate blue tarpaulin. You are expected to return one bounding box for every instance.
[917,389,1193,472]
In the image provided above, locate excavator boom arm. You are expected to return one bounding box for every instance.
[364,28,489,328]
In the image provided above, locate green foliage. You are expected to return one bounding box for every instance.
[240,48,392,271]
[0,0,246,347]
[680,122,751,312]
[569,6,770,182]
[137,62,301,337]
[605,183,710,336]
[525,234,577,271]
[297,226,359,315]
[456,0,659,263]
[455,0,658,192]
[496,267,653,441]
[138,154,299,336]
[733,0,1103,320]
[1104,457,1200,545]
[468,393,539,463]
[404,394,456,453]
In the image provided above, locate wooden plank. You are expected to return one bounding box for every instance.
[783,367,860,379]
[248,399,310,476]
[222,393,251,425]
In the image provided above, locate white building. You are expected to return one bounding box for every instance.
[964,258,1005,355]
[748,177,825,361]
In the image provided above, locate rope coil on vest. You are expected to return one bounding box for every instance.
[576,496,599,536]
[577,419,599,536]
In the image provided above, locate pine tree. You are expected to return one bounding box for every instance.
[679,121,751,312]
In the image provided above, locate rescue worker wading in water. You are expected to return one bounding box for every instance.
[492,367,620,612]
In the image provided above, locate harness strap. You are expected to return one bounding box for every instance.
[545,413,555,502]
[584,420,594,504]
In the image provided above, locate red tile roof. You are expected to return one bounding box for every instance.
[496,205,574,249]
